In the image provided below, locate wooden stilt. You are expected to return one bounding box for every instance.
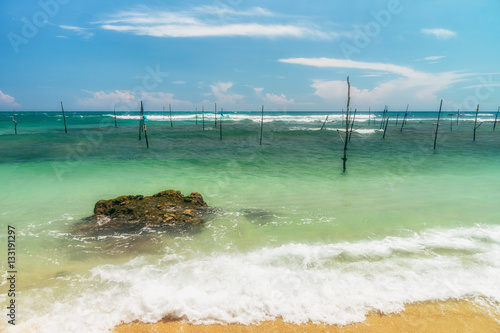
[214,103,217,128]
[382,117,389,138]
[169,104,173,128]
[473,104,479,141]
[368,107,371,125]
[433,99,443,150]
[220,108,223,141]
[60,101,68,133]
[401,104,409,132]
[320,114,329,130]
[348,109,357,142]
[379,106,387,129]
[342,77,350,173]
[113,107,117,128]
[144,122,149,148]
[141,101,149,148]
[457,109,460,125]
[259,105,264,145]
[395,113,399,125]
[202,105,205,130]
[494,107,499,131]
[13,110,18,134]
[139,102,144,140]
[196,107,198,125]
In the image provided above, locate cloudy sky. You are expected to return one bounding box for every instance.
[1,0,499,112]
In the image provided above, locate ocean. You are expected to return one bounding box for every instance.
[1,110,499,332]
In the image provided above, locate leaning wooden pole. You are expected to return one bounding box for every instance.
[395,113,399,125]
[320,114,329,130]
[493,107,499,131]
[382,117,389,138]
[348,109,357,142]
[144,119,149,148]
[401,104,409,132]
[473,104,479,141]
[433,99,443,150]
[13,110,18,134]
[259,105,264,145]
[342,76,351,173]
[60,101,68,133]
[138,118,142,140]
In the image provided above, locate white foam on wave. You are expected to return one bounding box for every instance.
[354,128,379,134]
[108,113,373,124]
[9,225,500,333]
[101,112,499,125]
[109,114,200,121]
[106,113,500,126]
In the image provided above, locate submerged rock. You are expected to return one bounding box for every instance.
[74,190,210,235]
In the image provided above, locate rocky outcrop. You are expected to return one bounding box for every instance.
[74,190,210,235]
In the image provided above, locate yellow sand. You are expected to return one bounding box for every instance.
[114,300,500,333]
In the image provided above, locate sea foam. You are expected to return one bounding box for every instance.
[8,225,500,333]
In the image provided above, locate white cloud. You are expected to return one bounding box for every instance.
[210,82,244,105]
[462,83,500,89]
[311,73,463,109]
[76,90,192,110]
[96,6,333,40]
[279,57,466,109]
[279,57,421,77]
[100,22,326,39]
[195,5,273,18]
[77,90,137,110]
[139,92,192,109]
[0,90,20,108]
[59,25,94,39]
[421,55,445,61]
[264,93,295,105]
[421,28,456,39]
[253,87,264,97]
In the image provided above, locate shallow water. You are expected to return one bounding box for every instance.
[0,111,499,332]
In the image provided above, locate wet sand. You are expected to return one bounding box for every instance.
[114,300,500,333]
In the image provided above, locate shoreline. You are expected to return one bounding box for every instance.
[114,300,500,333]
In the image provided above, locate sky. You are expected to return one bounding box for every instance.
[1,0,500,112]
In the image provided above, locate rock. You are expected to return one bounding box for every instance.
[73,190,210,235]
[183,209,195,217]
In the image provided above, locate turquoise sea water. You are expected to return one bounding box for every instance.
[1,110,499,332]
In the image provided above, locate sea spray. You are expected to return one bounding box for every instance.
[9,225,500,332]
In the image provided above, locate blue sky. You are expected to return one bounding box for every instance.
[1,0,499,112]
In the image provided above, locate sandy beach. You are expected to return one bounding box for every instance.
[114,300,500,333]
